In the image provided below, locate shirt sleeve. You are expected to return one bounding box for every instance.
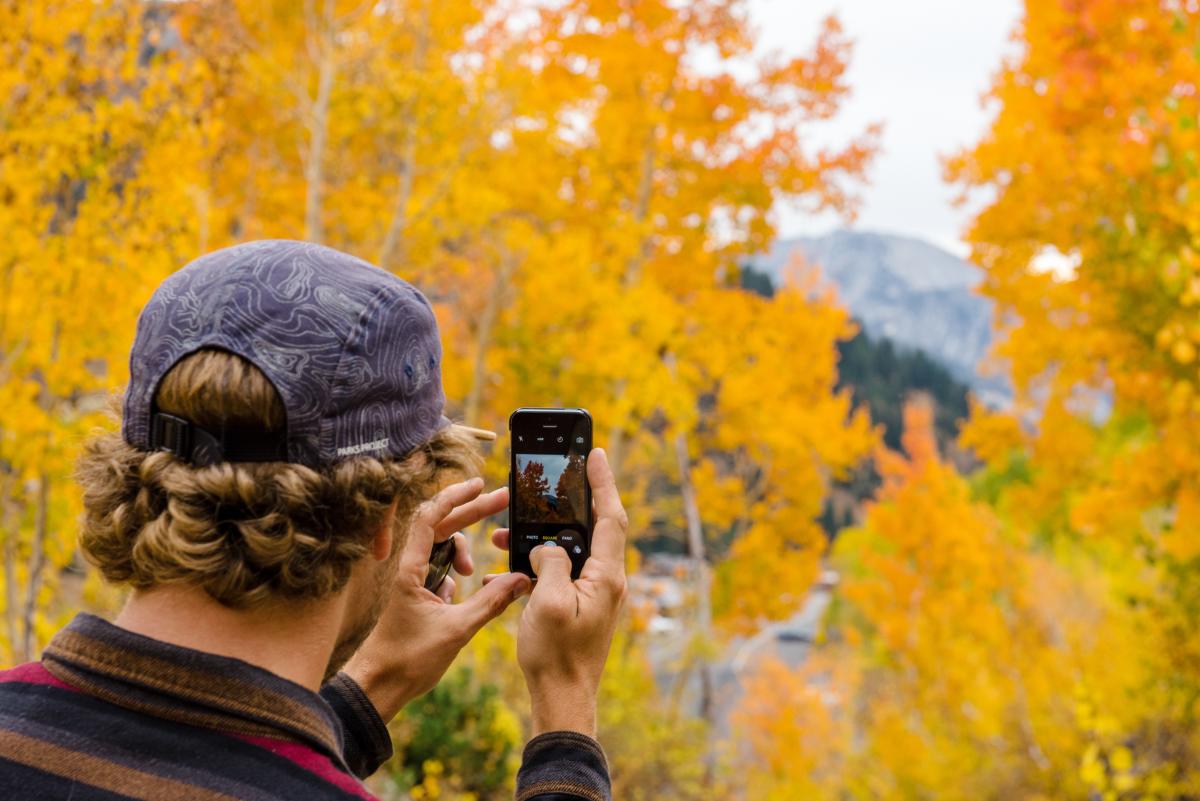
[320,672,394,779]
[514,731,611,801]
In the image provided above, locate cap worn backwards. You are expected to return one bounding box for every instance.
[123,239,452,467]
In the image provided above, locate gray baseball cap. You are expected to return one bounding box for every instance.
[123,239,493,467]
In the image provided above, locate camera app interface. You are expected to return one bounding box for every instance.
[510,410,591,576]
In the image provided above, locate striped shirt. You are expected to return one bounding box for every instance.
[0,614,610,801]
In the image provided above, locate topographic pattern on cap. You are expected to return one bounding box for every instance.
[124,239,447,466]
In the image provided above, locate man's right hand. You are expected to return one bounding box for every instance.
[490,447,628,738]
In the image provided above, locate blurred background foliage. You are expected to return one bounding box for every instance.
[1,0,1198,798]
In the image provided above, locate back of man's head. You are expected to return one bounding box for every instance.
[77,348,479,608]
[75,240,484,608]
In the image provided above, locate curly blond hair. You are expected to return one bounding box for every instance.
[77,349,481,608]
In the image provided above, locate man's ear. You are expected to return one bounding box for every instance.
[370,499,399,562]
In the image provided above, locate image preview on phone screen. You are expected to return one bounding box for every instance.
[509,409,592,579]
[514,453,587,525]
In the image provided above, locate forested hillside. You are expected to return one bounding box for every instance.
[740,264,972,532]
[741,265,970,451]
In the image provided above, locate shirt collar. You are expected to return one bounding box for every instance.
[41,613,346,765]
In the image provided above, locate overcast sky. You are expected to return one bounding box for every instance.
[748,0,1023,256]
[517,454,568,497]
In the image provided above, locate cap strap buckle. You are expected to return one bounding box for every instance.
[149,412,287,467]
[151,413,193,459]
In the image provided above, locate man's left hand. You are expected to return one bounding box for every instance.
[341,478,530,720]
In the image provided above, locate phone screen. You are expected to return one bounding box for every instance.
[509,408,592,579]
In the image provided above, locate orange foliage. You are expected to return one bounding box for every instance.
[1,1,878,796]
[737,1,1200,797]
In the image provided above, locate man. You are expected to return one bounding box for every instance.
[0,240,625,800]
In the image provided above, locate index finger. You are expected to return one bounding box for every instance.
[585,448,627,566]
[400,477,485,574]
[433,487,508,540]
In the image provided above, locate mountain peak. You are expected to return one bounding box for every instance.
[779,229,982,292]
[750,229,1008,406]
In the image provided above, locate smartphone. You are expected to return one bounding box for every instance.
[508,408,593,580]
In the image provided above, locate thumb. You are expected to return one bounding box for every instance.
[456,572,531,634]
[529,542,573,586]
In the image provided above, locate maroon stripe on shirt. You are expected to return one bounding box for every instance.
[230,733,377,801]
[0,661,77,691]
